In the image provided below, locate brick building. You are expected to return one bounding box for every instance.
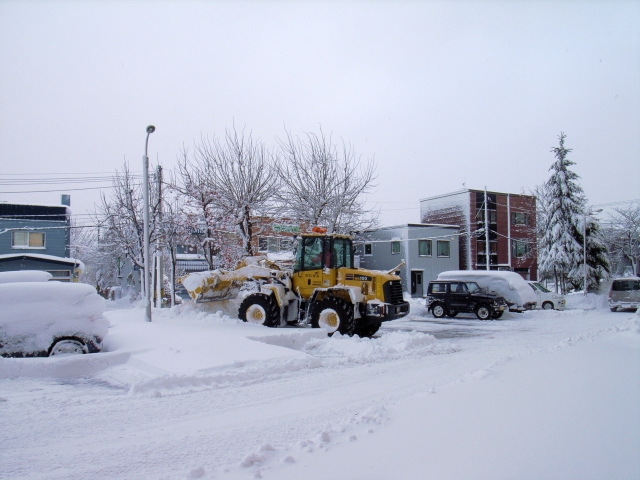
[419,189,537,280]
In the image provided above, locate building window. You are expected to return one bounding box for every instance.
[177,244,198,254]
[364,243,372,256]
[437,240,450,257]
[512,240,530,258]
[391,241,400,255]
[477,240,497,254]
[476,210,497,224]
[46,270,72,282]
[12,231,45,248]
[511,212,529,225]
[258,236,294,253]
[418,239,432,256]
[279,237,294,252]
[258,237,268,252]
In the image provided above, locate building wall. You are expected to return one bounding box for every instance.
[0,219,69,257]
[508,193,537,279]
[355,224,459,295]
[420,189,538,280]
[420,190,471,270]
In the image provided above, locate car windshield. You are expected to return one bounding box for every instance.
[531,282,551,293]
[466,282,481,294]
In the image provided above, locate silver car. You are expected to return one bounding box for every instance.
[609,277,640,312]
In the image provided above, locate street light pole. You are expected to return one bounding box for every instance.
[143,125,156,322]
[583,207,603,296]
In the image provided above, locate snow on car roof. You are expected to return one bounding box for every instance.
[0,270,52,284]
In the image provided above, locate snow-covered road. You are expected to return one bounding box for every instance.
[1,300,638,479]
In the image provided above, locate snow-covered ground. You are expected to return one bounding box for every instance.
[1,296,638,479]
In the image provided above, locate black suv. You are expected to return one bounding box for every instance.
[426,280,508,320]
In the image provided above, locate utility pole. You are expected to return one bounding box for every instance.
[143,125,155,322]
[485,187,490,271]
[155,165,163,309]
[507,193,512,270]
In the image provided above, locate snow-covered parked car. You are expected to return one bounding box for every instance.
[437,270,537,312]
[527,281,566,310]
[0,276,108,357]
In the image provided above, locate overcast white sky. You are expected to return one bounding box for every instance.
[1,0,638,226]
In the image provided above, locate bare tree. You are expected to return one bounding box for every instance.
[174,127,279,258]
[170,149,230,269]
[604,203,640,276]
[160,194,189,306]
[276,129,378,233]
[92,163,162,292]
[75,227,122,297]
[532,183,552,282]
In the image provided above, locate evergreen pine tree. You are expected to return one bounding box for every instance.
[571,215,610,292]
[538,133,586,293]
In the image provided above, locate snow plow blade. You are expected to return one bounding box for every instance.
[179,257,282,303]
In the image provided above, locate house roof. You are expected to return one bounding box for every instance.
[419,188,535,203]
[0,253,84,270]
[0,203,71,221]
[360,223,460,233]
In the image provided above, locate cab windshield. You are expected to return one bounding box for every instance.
[467,282,481,294]
[332,237,353,269]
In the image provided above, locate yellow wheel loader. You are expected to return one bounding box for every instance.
[180,232,410,337]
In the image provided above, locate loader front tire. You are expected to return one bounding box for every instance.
[238,293,279,328]
[312,296,355,337]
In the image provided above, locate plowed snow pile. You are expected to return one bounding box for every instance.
[302,330,459,363]
[125,328,459,397]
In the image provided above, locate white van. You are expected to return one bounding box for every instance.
[527,281,566,310]
[437,270,537,312]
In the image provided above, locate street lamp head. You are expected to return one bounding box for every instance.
[146,125,156,134]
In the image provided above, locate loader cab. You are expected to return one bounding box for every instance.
[293,234,354,272]
[292,234,354,299]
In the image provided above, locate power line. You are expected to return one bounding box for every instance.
[0,186,114,194]
[0,176,143,186]
[0,171,142,176]
[592,199,640,208]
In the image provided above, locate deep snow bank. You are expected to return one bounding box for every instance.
[255,316,640,480]
[565,291,609,310]
[0,299,459,387]
[126,329,459,397]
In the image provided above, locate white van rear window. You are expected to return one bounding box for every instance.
[612,280,640,292]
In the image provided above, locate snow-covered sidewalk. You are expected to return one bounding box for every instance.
[1,301,638,479]
[255,316,640,480]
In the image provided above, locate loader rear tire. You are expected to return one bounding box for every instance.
[238,293,279,327]
[312,296,355,337]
